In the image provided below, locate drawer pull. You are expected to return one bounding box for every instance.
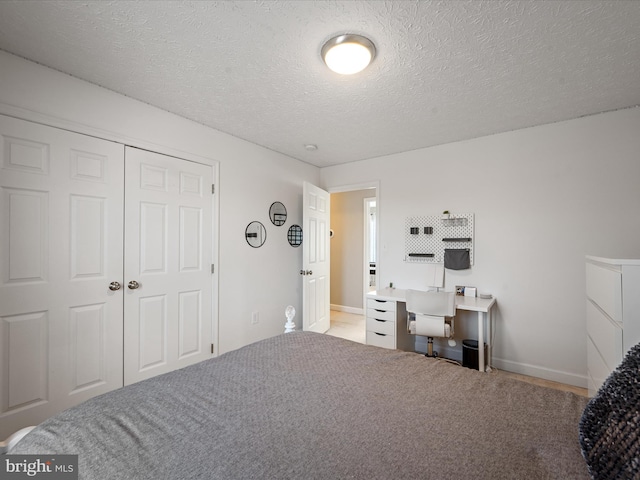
[375,332,387,336]
[375,309,385,312]
[375,299,384,303]
[375,318,387,323]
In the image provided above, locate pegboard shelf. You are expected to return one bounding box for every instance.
[441,217,468,227]
[405,213,474,265]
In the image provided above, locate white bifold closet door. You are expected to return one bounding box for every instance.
[0,117,214,439]
[123,147,213,386]
[0,115,125,439]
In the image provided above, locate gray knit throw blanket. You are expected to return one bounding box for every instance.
[579,343,640,479]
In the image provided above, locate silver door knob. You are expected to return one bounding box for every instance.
[307,270,313,275]
[128,280,140,290]
[108,281,121,291]
[299,270,313,276]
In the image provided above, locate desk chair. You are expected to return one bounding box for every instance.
[406,289,455,357]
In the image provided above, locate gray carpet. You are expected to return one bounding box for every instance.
[12,332,589,479]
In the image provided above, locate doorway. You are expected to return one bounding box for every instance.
[326,183,379,344]
[364,197,377,295]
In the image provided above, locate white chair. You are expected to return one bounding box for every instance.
[406,289,456,357]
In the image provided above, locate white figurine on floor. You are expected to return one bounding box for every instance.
[284,305,296,333]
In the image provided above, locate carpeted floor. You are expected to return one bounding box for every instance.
[13,332,590,479]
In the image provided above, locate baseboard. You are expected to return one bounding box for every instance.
[413,337,588,388]
[491,357,588,389]
[330,304,364,316]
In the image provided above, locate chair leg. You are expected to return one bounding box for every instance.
[426,337,438,358]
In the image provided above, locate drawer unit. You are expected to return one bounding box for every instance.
[366,291,411,351]
[585,256,640,396]
[366,297,398,349]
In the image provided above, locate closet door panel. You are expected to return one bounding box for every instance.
[0,115,124,439]
[124,147,213,386]
[69,302,108,392]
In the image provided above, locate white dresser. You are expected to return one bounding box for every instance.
[365,290,412,351]
[586,256,640,397]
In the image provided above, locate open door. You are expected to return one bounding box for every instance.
[302,182,330,333]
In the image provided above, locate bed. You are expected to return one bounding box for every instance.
[5,331,607,479]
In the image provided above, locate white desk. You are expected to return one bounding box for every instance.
[366,288,497,372]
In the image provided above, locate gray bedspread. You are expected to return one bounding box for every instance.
[11,332,589,479]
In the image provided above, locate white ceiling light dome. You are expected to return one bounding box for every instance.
[321,34,376,75]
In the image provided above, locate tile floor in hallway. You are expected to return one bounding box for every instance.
[325,310,366,344]
[324,309,587,397]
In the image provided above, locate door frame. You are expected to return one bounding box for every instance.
[327,181,380,315]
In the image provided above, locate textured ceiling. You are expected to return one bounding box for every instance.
[0,1,639,167]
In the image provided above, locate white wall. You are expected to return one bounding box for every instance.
[321,107,640,386]
[0,51,319,355]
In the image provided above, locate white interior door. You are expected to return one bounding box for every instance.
[124,147,213,386]
[302,182,330,333]
[0,115,124,439]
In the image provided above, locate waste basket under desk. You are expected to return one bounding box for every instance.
[366,288,496,372]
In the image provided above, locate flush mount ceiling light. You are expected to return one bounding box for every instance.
[321,34,376,75]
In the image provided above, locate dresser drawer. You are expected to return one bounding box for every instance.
[366,331,395,349]
[366,298,396,313]
[586,262,622,323]
[366,316,395,335]
[366,308,395,323]
[587,299,623,371]
[587,336,611,396]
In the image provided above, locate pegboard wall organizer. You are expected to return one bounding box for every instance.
[405,213,474,264]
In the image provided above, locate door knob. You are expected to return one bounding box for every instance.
[128,280,140,290]
[299,270,313,276]
[307,270,313,275]
[108,281,121,291]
